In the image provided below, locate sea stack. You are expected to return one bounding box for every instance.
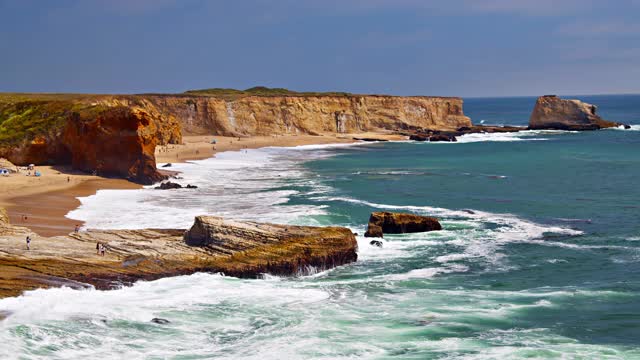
[364,212,442,238]
[528,95,621,130]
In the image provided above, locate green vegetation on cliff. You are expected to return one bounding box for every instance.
[0,97,107,145]
[183,86,352,99]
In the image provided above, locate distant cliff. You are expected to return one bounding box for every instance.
[0,88,471,183]
[146,92,471,136]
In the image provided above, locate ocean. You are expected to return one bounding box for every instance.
[1,95,639,359]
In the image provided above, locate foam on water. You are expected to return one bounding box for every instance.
[67,146,358,229]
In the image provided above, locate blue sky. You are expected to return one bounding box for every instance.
[1,0,639,97]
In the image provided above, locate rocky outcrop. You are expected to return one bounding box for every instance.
[0,97,182,184]
[0,215,358,298]
[364,212,442,238]
[529,95,621,130]
[147,94,471,136]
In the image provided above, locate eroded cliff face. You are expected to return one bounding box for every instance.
[529,95,620,130]
[0,97,182,184]
[147,95,471,136]
[0,92,470,184]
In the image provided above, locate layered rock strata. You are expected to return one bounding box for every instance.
[146,95,472,136]
[0,212,358,299]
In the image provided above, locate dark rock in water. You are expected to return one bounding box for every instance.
[185,184,198,189]
[429,134,457,142]
[155,181,182,190]
[353,232,358,236]
[151,318,170,324]
[369,240,383,247]
[161,163,172,168]
[461,209,476,215]
[624,124,631,129]
[409,134,428,142]
[353,137,389,142]
[364,224,384,238]
[365,212,442,235]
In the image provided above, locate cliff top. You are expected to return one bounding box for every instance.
[0,87,462,103]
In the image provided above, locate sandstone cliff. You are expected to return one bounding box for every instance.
[0,96,182,184]
[147,94,471,136]
[0,212,358,298]
[0,89,471,184]
[529,95,620,130]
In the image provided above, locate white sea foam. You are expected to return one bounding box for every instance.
[67,147,341,229]
[612,124,640,131]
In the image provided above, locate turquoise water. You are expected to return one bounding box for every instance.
[1,96,639,359]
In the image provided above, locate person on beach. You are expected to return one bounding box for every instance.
[74,224,80,233]
[100,244,106,256]
[26,236,31,250]
[96,242,100,255]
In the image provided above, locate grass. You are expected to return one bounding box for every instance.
[0,97,108,145]
[183,86,352,99]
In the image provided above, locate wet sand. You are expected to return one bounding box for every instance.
[7,179,139,237]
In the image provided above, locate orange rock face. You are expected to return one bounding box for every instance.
[0,98,182,184]
[62,106,167,184]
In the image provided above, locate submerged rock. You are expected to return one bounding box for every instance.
[151,318,170,325]
[369,240,383,247]
[155,181,182,190]
[161,163,172,168]
[529,95,623,130]
[365,212,442,236]
[429,134,457,142]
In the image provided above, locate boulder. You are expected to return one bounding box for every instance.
[429,134,457,142]
[155,181,182,190]
[365,212,442,236]
[151,318,170,325]
[529,95,622,130]
[369,240,383,247]
[409,134,428,142]
[185,184,198,189]
[161,163,172,168]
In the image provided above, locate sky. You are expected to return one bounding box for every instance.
[1,0,639,97]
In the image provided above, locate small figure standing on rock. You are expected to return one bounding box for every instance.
[99,243,106,256]
[74,224,80,233]
[26,235,31,250]
[96,242,100,255]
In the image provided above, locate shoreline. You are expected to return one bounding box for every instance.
[2,133,404,237]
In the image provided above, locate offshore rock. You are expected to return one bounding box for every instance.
[369,240,383,247]
[429,134,457,142]
[529,95,621,130]
[365,212,442,236]
[155,181,183,190]
[0,214,358,298]
[364,224,384,238]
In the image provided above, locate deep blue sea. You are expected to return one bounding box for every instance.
[1,95,639,359]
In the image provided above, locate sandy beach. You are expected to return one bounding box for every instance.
[1,132,403,237]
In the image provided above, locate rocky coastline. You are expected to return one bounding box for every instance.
[0,210,358,299]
